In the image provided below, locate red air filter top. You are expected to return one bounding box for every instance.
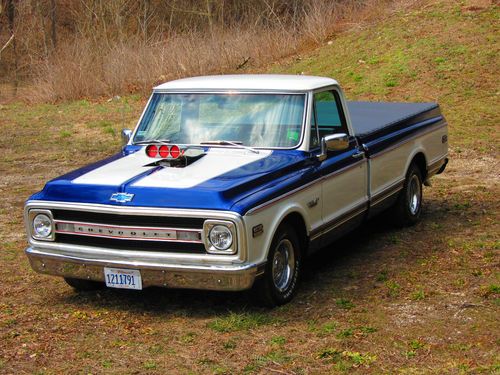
[170,145,180,159]
[145,144,183,159]
[159,145,169,158]
[146,144,158,158]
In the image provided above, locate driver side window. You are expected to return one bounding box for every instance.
[315,90,347,138]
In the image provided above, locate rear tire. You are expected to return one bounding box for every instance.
[64,277,104,291]
[391,163,423,226]
[252,223,302,307]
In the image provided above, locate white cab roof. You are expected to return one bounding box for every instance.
[154,74,338,92]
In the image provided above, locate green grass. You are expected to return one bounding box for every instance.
[223,340,237,350]
[143,360,157,370]
[376,270,389,282]
[207,312,277,333]
[404,339,427,358]
[359,326,377,334]
[317,347,342,360]
[269,336,286,346]
[180,331,197,344]
[317,348,376,369]
[386,280,401,297]
[319,321,337,335]
[335,298,354,309]
[337,328,354,339]
[411,288,426,301]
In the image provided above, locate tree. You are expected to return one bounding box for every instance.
[50,0,56,49]
[3,0,18,92]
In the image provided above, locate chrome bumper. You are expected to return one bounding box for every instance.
[26,247,262,291]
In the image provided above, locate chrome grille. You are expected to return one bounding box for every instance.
[52,209,205,229]
[51,210,206,253]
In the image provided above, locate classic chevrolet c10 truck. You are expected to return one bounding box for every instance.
[24,74,448,306]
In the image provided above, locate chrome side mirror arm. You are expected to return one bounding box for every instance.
[121,129,132,146]
[317,133,350,161]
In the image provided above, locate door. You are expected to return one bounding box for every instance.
[311,90,369,246]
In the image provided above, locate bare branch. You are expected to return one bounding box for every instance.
[236,56,251,70]
[0,34,15,57]
[262,0,286,31]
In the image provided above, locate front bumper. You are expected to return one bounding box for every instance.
[26,247,263,291]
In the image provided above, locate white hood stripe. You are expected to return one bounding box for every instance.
[72,148,271,188]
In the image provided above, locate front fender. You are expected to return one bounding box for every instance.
[242,183,321,265]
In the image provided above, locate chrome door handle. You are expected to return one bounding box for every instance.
[352,151,365,159]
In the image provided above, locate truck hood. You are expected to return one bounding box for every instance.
[30,146,315,214]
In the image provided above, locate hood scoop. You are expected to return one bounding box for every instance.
[145,148,206,168]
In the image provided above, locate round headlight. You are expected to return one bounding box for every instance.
[209,225,233,250]
[33,214,52,238]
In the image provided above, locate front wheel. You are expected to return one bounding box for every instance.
[391,163,423,226]
[252,223,302,307]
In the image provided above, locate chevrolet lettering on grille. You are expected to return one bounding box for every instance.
[53,221,202,243]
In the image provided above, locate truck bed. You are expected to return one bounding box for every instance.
[347,101,441,145]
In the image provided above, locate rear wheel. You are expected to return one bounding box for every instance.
[253,223,302,307]
[64,277,104,291]
[391,163,423,226]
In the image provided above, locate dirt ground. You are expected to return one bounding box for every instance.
[0,0,499,372]
[0,104,498,374]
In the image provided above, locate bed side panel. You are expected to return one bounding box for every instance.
[367,116,448,202]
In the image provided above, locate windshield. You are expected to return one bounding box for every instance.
[133,93,306,148]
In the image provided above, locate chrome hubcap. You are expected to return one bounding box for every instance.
[408,174,421,215]
[272,239,295,292]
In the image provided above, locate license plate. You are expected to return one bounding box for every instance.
[104,267,142,290]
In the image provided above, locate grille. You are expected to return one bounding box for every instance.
[52,209,207,254]
[56,234,206,253]
[52,209,205,229]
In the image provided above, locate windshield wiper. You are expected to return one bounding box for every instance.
[200,140,259,154]
[133,139,171,145]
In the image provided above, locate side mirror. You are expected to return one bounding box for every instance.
[121,129,132,146]
[318,133,349,161]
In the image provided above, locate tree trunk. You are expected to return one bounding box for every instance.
[50,0,57,49]
[6,0,18,95]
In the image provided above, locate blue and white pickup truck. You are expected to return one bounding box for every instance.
[24,74,448,306]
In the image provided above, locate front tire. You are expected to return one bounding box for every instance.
[253,223,302,307]
[64,277,104,291]
[391,163,423,226]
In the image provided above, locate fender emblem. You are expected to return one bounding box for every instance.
[252,224,264,237]
[307,197,319,208]
[110,192,134,203]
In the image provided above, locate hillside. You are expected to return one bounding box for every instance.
[0,0,498,373]
[272,0,498,153]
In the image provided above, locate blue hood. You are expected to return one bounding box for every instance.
[29,146,318,215]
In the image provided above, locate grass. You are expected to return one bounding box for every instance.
[207,312,277,333]
[337,328,354,339]
[143,360,157,370]
[317,348,377,369]
[411,288,426,301]
[0,0,498,373]
[335,298,355,309]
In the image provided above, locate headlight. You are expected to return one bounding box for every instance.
[209,225,233,250]
[29,210,54,241]
[33,214,52,238]
[203,220,237,254]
